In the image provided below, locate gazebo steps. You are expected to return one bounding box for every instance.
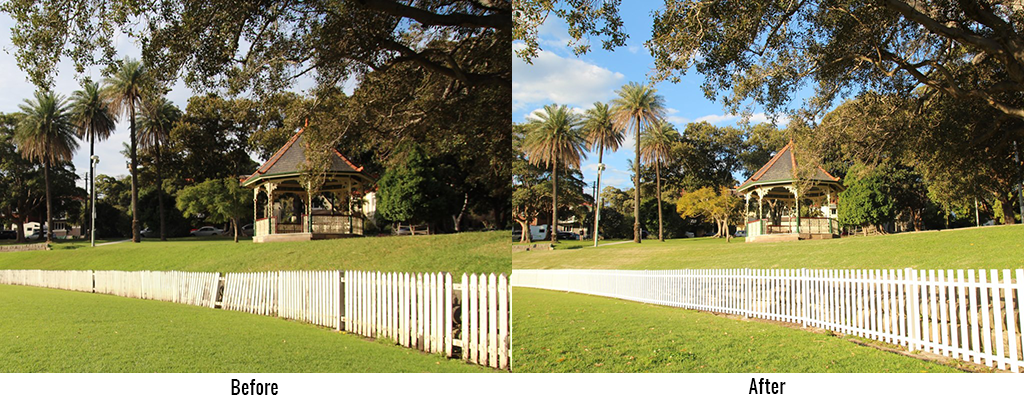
[746,233,839,243]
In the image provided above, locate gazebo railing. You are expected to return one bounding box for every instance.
[746,217,839,237]
[309,215,364,235]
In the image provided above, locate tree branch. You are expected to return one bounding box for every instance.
[353,0,510,32]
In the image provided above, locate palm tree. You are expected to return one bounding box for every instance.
[522,104,585,244]
[138,96,181,241]
[70,80,117,245]
[14,91,79,243]
[103,57,152,243]
[582,101,623,246]
[641,120,679,242]
[611,82,666,243]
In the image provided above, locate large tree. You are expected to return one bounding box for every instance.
[70,80,118,242]
[176,177,252,243]
[14,91,79,242]
[103,57,152,243]
[137,96,182,241]
[611,82,666,243]
[640,120,679,241]
[522,104,585,243]
[581,101,623,244]
[646,1,1024,121]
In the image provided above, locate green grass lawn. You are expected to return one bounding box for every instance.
[0,232,510,277]
[0,284,493,372]
[511,287,963,373]
[514,224,1024,271]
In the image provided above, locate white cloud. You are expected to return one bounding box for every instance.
[513,42,625,113]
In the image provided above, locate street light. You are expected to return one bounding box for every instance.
[91,155,99,247]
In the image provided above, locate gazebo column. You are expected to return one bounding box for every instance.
[252,187,260,235]
[826,190,833,234]
[264,182,277,235]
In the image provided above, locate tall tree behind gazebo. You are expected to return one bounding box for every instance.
[611,82,665,243]
[523,104,585,243]
[641,120,679,242]
[14,91,78,243]
[70,80,117,242]
[104,57,153,243]
[138,96,181,241]
[582,101,623,246]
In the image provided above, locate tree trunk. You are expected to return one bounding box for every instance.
[551,155,558,244]
[86,132,94,241]
[14,218,24,244]
[633,117,642,243]
[156,138,167,241]
[593,148,603,246]
[999,194,1017,224]
[130,102,140,243]
[518,219,531,243]
[233,217,239,243]
[44,160,53,243]
[725,216,731,243]
[656,162,663,241]
[453,192,468,232]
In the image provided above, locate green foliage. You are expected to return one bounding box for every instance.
[513,0,627,62]
[164,95,259,185]
[176,178,252,242]
[0,284,491,372]
[837,166,897,231]
[377,145,459,227]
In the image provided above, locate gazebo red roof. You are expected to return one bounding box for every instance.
[241,126,367,187]
[736,141,840,192]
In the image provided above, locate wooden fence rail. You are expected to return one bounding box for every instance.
[0,269,509,370]
[512,268,1024,373]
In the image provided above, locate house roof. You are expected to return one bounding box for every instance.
[736,141,841,193]
[241,127,367,187]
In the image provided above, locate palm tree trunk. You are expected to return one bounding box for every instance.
[551,155,559,244]
[593,148,603,247]
[656,161,663,241]
[156,138,167,241]
[87,132,94,241]
[130,102,140,243]
[44,160,53,243]
[633,117,641,243]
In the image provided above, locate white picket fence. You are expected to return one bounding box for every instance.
[0,269,510,370]
[0,270,93,293]
[513,268,1024,372]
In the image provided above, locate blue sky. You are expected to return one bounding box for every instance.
[513,2,796,191]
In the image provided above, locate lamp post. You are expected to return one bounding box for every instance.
[593,163,605,248]
[91,155,99,247]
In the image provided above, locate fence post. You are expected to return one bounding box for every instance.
[744,268,750,318]
[801,268,808,327]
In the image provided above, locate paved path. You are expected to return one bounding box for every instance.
[595,240,633,247]
[94,239,132,247]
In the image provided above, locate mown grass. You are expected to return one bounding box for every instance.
[510,288,961,373]
[513,225,1024,271]
[0,232,510,277]
[0,284,493,372]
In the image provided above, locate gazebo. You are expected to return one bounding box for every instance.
[737,141,844,243]
[242,128,374,243]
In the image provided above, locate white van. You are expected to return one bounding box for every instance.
[529,225,549,241]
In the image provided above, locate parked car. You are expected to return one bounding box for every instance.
[556,231,579,240]
[242,223,254,236]
[734,230,746,237]
[140,227,156,238]
[512,228,522,240]
[683,231,695,238]
[26,228,46,240]
[190,226,226,236]
[0,230,16,239]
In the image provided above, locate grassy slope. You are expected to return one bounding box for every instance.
[0,284,492,372]
[0,232,510,277]
[513,225,1024,271]
[511,288,961,373]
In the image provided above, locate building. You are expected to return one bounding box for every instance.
[736,141,844,243]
